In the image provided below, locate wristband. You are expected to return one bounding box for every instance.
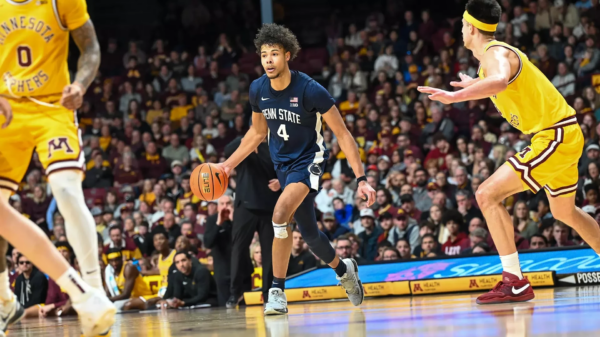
[357,176,367,184]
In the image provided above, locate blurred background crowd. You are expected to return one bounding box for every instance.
[6,0,600,308]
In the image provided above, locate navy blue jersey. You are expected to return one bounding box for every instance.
[249,71,334,172]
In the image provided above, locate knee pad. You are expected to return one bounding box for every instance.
[273,222,288,239]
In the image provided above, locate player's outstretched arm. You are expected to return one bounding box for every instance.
[322,106,375,206]
[61,20,100,110]
[220,112,268,176]
[418,48,511,104]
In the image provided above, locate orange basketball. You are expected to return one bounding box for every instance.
[190,163,229,201]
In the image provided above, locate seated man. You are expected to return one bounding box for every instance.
[102,225,143,264]
[104,248,154,311]
[160,251,217,308]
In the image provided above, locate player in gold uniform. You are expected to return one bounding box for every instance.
[0,0,116,334]
[418,0,600,305]
[105,249,154,311]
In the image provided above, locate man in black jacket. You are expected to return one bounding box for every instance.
[224,137,280,308]
[160,251,217,308]
[14,254,47,309]
[203,195,233,307]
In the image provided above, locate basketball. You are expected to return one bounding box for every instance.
[190,163,229,201]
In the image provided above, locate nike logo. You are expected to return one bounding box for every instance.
[215,172,222,185]
[86,269,98,275]
[512,284,530,294]
[261,97,270,101]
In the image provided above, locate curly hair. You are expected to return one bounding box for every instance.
[254,23,301,60]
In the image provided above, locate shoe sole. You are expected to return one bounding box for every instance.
[350,258,365,306]
[263,307,288,315]
[226,295,245,309]
[476,293,535,305]
[82,306,117,337]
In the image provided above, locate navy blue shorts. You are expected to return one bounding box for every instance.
[276,160,326,193]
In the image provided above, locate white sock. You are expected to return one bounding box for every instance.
[273,222,288,239]
[49,171,102,290]
[500,252,523,280]
[0,271,12,303]
[56,267,92,303]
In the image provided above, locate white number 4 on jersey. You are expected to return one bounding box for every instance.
[277,124,290,141]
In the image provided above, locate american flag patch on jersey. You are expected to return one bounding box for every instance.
[290,97,298,103]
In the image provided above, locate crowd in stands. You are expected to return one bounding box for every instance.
[7,0,600,309]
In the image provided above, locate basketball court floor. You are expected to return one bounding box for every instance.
[8,286,600,336]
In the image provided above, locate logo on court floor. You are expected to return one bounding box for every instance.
[47,137,74,159]
[308,163,322,176]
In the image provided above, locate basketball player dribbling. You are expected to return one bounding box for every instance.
[0,0,115,334]
[218,24,376,314]
[418,0,600,304]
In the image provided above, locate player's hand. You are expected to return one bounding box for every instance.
[60,82,85,110]
[450,73,477,88]
[0,97,13,129]
[417,86,458,104]
[357,181,376,207]
[216,163,232,178]
[268,179,281,192]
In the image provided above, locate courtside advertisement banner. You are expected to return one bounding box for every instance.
[286,247,597,288]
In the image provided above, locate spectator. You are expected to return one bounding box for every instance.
[225,64,249,92]
[529,234,549,249]
[15,254,47,309]
[425,133,452,171]
[553,221,575,247]
[181,65,203,93]
[161,251,218,308]
[576,36,600,76]
[422,105,455,145]
[335,235,367,265]
[388,209,419,252]
[538,197,554,221]
[162,134,190,166]
[139,142,169,180]
[83,153,114,188]
[513,200,539,239]
[374,188,397,217]
[441,210,469,256]
[102,225,143,263]
[357,208,383,261]
[288,228,317,276]
[374,45,399,77]
[456,190,483,229]
[461,228,488,255]
[322,213,350,241]
[399,194,421,221]
[395,238,413,260]
[381,248,400,261]
[472,242,491,254]
[413,234,440,258]
[552,62,576,97]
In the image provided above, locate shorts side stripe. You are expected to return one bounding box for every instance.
[545,183,578,197]
[507,157,541,192]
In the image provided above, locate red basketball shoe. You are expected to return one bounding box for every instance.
[476,272,535,305]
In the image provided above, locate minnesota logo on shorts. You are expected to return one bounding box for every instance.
[507,116,583,197]
[0,96,84,192]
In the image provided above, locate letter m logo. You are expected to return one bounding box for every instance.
[302,290,311,298]
[469,279,479,288]
[47,137,74,158]
[413,283,423,293]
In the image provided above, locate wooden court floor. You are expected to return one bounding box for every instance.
[8,286,600,336]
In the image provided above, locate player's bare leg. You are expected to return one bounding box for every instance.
[475,164,535,304]
[0,193,115,336]
[547,193,600,251]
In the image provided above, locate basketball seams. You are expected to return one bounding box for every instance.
[195,166,207,201]
[207,164,215,200]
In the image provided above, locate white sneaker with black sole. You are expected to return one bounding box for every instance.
[337,258,364,306]
[0,295,24,333]
[263,288,288,315]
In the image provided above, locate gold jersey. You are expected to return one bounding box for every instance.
[0,0,89,97]
[477,40,575,134]
[158,249,175,297]
[115,262,154,298]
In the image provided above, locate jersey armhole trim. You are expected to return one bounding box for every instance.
[486,45,523,85]
[52,0,68,31]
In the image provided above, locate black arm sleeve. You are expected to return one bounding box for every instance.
[202,216,219,249]
[183,268,212,306]
[170,273,184,300]
[224,137,242,159]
